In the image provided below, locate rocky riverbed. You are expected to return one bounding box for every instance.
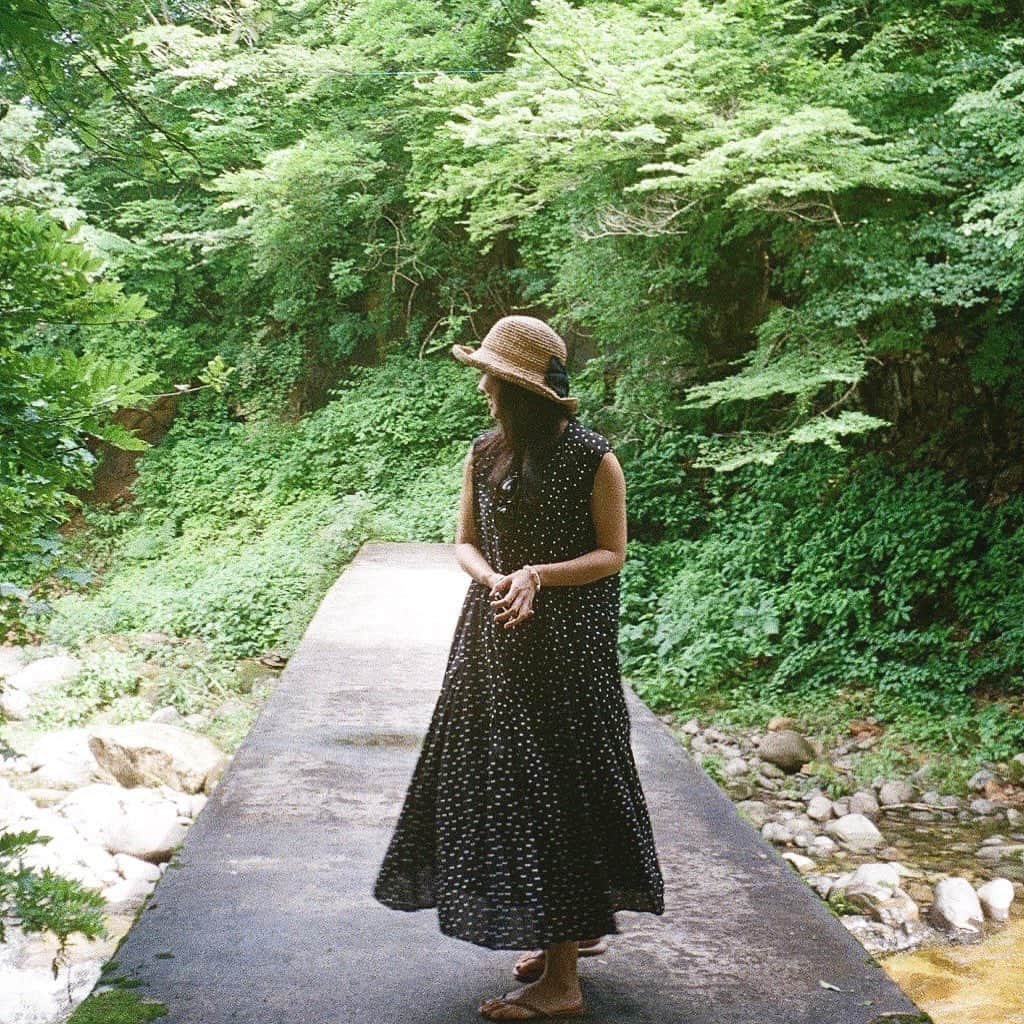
[0,640,280,1024]
[664,711,1024,1022]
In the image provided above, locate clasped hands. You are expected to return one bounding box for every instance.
[487,566,539,630]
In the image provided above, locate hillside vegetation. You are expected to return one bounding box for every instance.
[2,0,1023,795]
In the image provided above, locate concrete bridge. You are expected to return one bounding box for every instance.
[105,542,931,1023]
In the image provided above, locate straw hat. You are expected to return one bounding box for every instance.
[451,315,579,414]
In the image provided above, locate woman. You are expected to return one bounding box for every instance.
[373,315,665,1020]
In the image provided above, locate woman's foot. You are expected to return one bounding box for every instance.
[513,937,606,983]
[479,977,585,1020]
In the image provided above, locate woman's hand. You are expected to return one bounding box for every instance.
[489,568,538,629]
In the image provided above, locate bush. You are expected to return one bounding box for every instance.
[620,444,1024,768]
[44,493,374,658]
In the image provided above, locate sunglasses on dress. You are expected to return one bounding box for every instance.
[493,473,522,534]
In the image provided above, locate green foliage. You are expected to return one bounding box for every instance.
[0,826,109,977]
[0,207,158,589]
[67,989,168,1024]
[30,649,144,729]
[808,762,849,801]
[699,752,726,785]
[35,353,484,658]
[275,352,483,514]
[45,491,374,658]
[406,0,1024,469]
[620,442,1024,773]
[826,889,861,917]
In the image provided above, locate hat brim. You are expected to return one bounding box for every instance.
[451,343,579,413]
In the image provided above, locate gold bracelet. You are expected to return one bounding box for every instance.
[523,564,542,591]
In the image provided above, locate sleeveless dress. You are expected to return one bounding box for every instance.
[372,416,665,950]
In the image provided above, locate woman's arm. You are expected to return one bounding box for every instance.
[530,450,627,587]
[454,444,502,589]
[492,450,627,630]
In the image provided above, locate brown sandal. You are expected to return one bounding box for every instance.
[512,939,608,982]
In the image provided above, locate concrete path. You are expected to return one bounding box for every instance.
[109,541,931,1023]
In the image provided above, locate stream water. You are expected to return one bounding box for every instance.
[829,804,1024,1023]
[882,910,1023,1024]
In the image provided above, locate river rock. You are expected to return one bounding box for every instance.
[0,645,28,678]
[25,728,115,789]
[847,916,941,956]
[0,777,40,829]
[779,810,818,831]
[892,861,926,880]
[55,783,188,862]
[806,795,834,821]
[845,880,920,928]
[824,813,884,850]
[833,753,863,771]
[762,821,795,844]
[4,654,81,698]
[88,721,227,794]
[25,786,70,808]
[811,835,837,855]
[729,779,758,800]
[20,830,121,890]
[849,862,903,889]
[929,876,984,932]
[804,874,834,898]
[149,704,182,724]
[101,873,155,911]
[767,716,798,731]
[969,769,996,792]
[736,800,771,829]
[827,870,857,898]
[793,830,820,849]
[849,790,880,818]
[6,804,80,849]
[0,957,101,1024]
[0,686,31,721]
[757,730,815,773]
[878,780,917,805]
[723,756,749,777]
[782,852,816,873]
[162,785,206,819]
[838,915,895,954]
[976,878,1015,922]
[114,852,162,884]
[970,798,998,815]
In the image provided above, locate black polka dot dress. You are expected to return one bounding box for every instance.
[372,416,665,950]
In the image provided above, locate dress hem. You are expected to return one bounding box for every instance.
[372,887,665,951]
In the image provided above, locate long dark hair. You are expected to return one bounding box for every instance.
[477,376,574,517]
